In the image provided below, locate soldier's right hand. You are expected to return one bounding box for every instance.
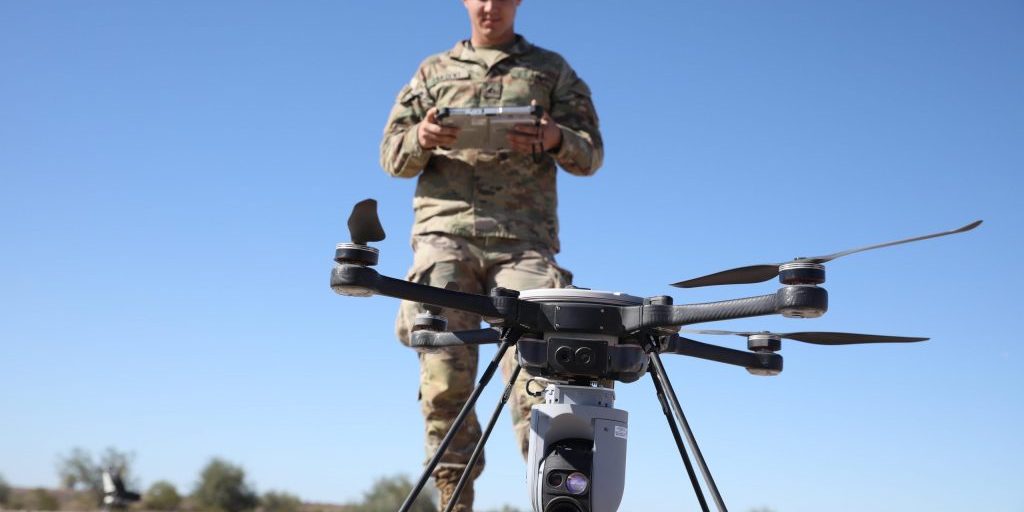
[417,107,460,150]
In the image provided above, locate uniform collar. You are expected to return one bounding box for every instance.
[449,34,533,67]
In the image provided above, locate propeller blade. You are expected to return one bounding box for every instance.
[347,199,386,245]
[682,329,757,337]
[681,328,929,346]
[671,264,781,288]
[778,331,929,345]
[804,220,982,264]
[671,220,981,288]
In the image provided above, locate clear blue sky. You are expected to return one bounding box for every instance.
[2,2,1022,511]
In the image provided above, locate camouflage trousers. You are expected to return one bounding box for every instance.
[395,233,572,487]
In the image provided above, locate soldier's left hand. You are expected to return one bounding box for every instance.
[507,101,562,155]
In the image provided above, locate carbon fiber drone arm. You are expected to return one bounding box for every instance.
[626,294,777,331]
[633,286,827,329]
[662,335,782,373]
[641,294,778,328]
[331,264,510,320]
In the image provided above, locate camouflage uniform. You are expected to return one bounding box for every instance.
[380,35,602,511]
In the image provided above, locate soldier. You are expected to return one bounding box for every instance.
[380,0,603,510]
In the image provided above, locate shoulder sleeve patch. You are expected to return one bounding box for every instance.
[399,85,422,106]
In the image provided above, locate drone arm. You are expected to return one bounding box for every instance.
[663,335,782,373]
[410,329,503,348]
[670,293,779,325]
[636,286,827,330]
[375,274,507,318]
[637,293,778,329]
[332,264,509,320]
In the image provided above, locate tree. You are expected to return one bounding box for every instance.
[192,458,259,512]
[58,447,99,491]
[144,480,183,511]
[260,491,302,512]
[349,475,434,512]
[0,473,10,505]
[56,446,137,504]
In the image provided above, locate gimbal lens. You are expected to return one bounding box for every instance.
[565,472,589,494]
[547,472,564,487]
[555,346,573,363]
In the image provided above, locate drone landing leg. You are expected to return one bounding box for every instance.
[649,351,729,512]
[650,366,710,512]
[443,362,523,512]
[399,329,522,512]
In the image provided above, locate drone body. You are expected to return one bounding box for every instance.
[332,200,982,382]
[330,199,981,512]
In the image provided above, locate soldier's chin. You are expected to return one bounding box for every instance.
[479,20,504,33]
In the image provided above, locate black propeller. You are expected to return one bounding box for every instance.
[672,220,981,288]
[682,329,928,346]
[347,199,386,245]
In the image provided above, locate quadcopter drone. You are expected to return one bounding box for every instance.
[330,199,980,512]
[101,467,140,511]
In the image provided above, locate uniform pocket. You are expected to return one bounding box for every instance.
[495,249,573,292]
[510,67,554,86]
[395,234,479,347]
[399,84,424,107]
[504,67,553,110]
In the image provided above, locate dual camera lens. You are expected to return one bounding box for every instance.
[546,471,589,495]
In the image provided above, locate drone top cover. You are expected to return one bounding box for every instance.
[518,288,644,306]
[436,105,543,151]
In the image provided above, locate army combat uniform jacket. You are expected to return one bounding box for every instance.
[380,36,603,252]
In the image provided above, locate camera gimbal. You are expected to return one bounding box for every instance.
[330,199,980,512]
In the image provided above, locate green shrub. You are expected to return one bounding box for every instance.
[348,475,434,512]
[260,491,302,512]
[144,480,183,511]
[18,488,61,511]
[0,473,10,505]
[192,458,259,512]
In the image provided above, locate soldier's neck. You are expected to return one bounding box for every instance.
[470,28,516,49]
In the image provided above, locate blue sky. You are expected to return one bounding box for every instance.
[2,2,1022,511]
